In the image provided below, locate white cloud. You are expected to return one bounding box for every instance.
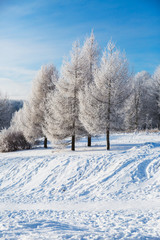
[0,36,68,70]
[0,77,32,100]
[0,66,37,99]
[0,66,36,80]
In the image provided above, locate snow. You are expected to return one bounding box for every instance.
[0,132,160,239]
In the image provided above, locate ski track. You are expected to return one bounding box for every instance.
[0,132,160,239]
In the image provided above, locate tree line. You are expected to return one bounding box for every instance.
[0,96,23,131]
[0,32,160,152]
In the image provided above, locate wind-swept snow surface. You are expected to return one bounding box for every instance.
[0,132,160,239]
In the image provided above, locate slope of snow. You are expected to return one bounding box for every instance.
[0,132,160,239]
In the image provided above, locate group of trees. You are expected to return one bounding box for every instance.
[0,93,23,131]
[0,32,160,152]
[0,93,10,131]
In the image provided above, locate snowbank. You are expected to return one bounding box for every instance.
[0,132,160,239]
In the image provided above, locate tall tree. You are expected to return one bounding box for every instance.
[80,31,100,146]
[79,41,130,150]
[30,64,58,147]
[125,71,155,131]
[44,41,87,150]
[11,64,58,146]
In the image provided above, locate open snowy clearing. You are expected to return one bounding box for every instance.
[0,132,160,239]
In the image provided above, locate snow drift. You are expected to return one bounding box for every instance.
[0,132,160,239]
[0,133,160,204]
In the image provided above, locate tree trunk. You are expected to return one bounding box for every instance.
[44,137,47,148]
[88,135,91,147]
[71,135,75,151]
[106,129,110,150]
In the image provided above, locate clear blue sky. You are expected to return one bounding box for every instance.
[0,0,160,99]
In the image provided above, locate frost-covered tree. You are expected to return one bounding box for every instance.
[11,64,58,146]
[0,92,11,131]
[0,101,31,152]
[44,41,87,150]
[80,31,100,146]
[153,65,160,113]
[43,88,72,148]
[79,41,130,150]
[0,126,31,152]
[79,84,102,135]
[28,64,58,147]
[81,31,99,86]
[153,66,160,100]
[151,65,160,128]
[125,71,155,131]
[11,101,37,144]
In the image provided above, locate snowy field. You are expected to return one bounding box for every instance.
[0,132,160,239]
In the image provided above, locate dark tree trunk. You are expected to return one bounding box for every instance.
[88,135,91,147]
[44,137,47,148]
[72,135,75,151]
[106,129,110,150]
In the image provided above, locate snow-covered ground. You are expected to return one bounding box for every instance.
[0,132,160,239]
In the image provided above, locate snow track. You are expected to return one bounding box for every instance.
[0,133,160,239]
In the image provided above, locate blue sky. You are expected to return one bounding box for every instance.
[0,0,160,99]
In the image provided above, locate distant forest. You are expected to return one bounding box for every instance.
[0,98,23,130]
